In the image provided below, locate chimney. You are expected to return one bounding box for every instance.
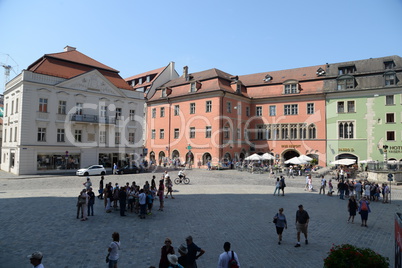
[64,46,76,52]
[183,66,188,78]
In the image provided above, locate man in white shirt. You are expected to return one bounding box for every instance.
[319,176,326,194]
[217,242,240,268]
[138,189,147,219]
[27,251,44,268]
[178,169,186,179]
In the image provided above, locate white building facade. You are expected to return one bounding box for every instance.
[2,47,145,175]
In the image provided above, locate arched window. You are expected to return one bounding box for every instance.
[338,121,354,139]
[308,124,316,139]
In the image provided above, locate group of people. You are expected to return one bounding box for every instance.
[76,171,177,221]
[337,179,390,203]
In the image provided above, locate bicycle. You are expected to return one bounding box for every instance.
[174,176,190,185]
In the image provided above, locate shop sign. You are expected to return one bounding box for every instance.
[281,145,301,148]
[338,148,355,152]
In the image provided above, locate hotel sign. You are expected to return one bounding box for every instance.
[389,146,402,153]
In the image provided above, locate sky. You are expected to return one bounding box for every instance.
[1,0,402,90]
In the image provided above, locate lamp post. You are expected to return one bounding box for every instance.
[383,145,388,170]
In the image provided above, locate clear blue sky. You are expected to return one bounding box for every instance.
[1,0,402,90]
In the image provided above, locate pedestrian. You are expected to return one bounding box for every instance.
[78,189,88,221]
[308,175,313,192]
[279,176,286,196]
[105,184,113,213]
[207,160,211,170]
[107,232,121,268]
[217,242,240,268]
[119,186,127,216]
[139,189,147,219]
[347,195,358,223]
[327,179,333,196]
[177,244,191,267]
[98,176,104,199]
[295,204,310,247]
[27,251,44,268]
[147,190,154,215]
[383,183,390,203]
[304,174,309,191]
[83,177,92,190]
[359,196,371,227]
[338,180,345,199]
[113,163,118,174]
[151,175,157,189]
[273,208,287,245]
[159,237,175,268]
[319,176,326,194]
[186,236,205,268]
[158,179,165,211]
[167,254,183,268]
[165,176,174,199]
[273,178,280,196]
[87,187,95,216]
[355,180,362,200]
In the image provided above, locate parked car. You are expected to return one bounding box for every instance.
[117,165,141,174]
[76,165,106,176]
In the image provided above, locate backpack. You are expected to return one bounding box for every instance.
[228,251,239,268]
[360,201,368,211]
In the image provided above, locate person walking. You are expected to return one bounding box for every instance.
[217,242,240,268]
[98,176,104,199]
[87,187,95,216]
[113,163,118,175]
[347,195,358,223]
[273,178,281,196]
[295,204,310,247]
[383,183,390,203]
[186,236,205,268]
[359,196,371,227]
[107,232,121,268]
[119,186,127,216]
[273,208,287,245]
[27,251,44,268]
[319,176,326,195]
[165,176,174,199]
[83,177,92,190]
[159,237,175,268]
[279,176,286,196]
[327,179,333,196]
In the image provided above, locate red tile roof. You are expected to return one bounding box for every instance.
[125,66,166,90]
[27,49,132,90]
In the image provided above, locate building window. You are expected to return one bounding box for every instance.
[190,82,196,92]
[237,128,241,139]
[160,107,165,117]
[75,130,82,142]
[57,129,65,142]
[146,75,151,83]
[76,103,83,115]
[284,104,298,115]
[3,129,6,143]
[129,110,135,121]
[246,107,250,117]
[269,105,276,116]
[39,98,48,113]
[115,132,120,144]
[100,106,107,117]
[174,129,179,139]
[115,108,122,119]
[284,83,298,94]
[337,77,355,90]
[256,106,262,116]
[58,101,66,114]
[299,124,307,139]
[307,103,314,114]
[152,108,156,118]
[174,105,180,116]
[385,72,396,86]
[236,104,242,115]
[9,127,12,142]
[160,129,165,139]
[100,131,106,143]
[337,102,345,113]
[384,61,395,70]
[347,101,355,113]
[257,126,263,140]
[206,101,212,113]
[281,125,288,140]
[308,124,316,139]
[224,127,230,139]
[14,126,17,142]
[227,102,232,113]
[338,121,354,139]
[386,95,395,105]
[161,88,167,97]
[190,103,196,114]
[151,129,155,139]
[11,100,14,115]
[338,66,356,75]
[386,113,395,123]
[190,127,195,139]
[290,124,297,139]
[386,131,395,141]
[129,132,135,144]
[206,126,211,138]
[15,98,18,113]
[37,128,46,142]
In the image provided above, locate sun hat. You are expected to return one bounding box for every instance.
[167,254,178,265]
[178,244,188,255]
[27,251,43,260]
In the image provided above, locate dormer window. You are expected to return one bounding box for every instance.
[384,71,396,86]
[161,88,167,97]
[263,74,272,82]
[283,83,299,94]
[139,78,143,85]
[190,82,196,92]
[338,66,356,75]
[146,75,151,83]
[236,82,242,94]
[384,61,395,70]
[131,80,136,86]
[337,76,355,90]
[316,68,326,76]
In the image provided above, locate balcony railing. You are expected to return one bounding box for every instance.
[70,114,116,124]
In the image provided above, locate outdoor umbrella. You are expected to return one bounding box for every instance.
[261,153,275,160]
[245,153,263,161]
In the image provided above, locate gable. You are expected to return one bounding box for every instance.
[56,70,125,97]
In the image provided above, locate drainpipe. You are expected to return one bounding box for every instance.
[167,97,171,159]
[220,92,226,163]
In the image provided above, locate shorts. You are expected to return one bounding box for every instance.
[296,223,308,234]
[276,226,284,235]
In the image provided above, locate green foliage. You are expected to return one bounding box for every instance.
[324,244,389,268]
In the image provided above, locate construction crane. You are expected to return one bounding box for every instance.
[0,53,19,89]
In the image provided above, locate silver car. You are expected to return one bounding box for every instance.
[76,165,106,176]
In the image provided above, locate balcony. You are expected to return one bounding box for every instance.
[70,114,116,124]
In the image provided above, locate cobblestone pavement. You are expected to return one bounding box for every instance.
[0,168,400,267]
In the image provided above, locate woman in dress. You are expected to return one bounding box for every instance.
[358,196,371,227]
[347,195,358,223]
[108,232,121,268]
[273,208,287,245]
[159,237,175,268]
